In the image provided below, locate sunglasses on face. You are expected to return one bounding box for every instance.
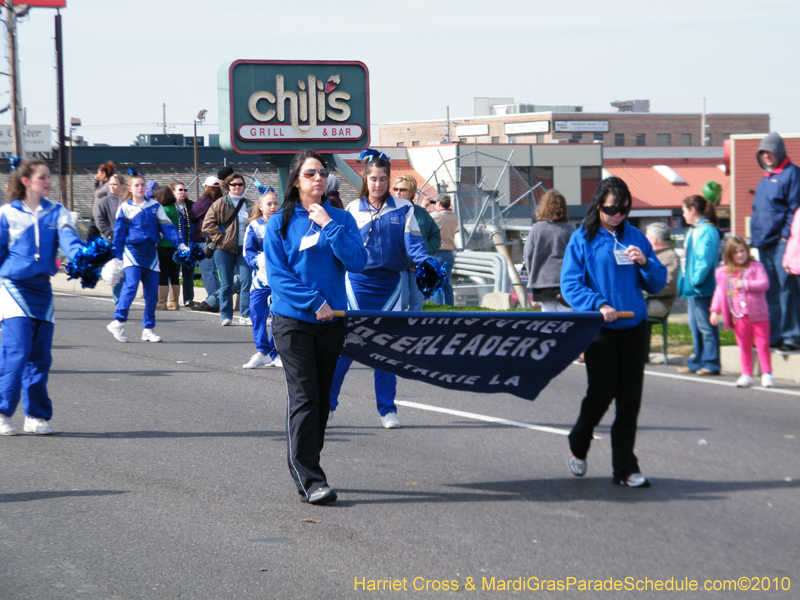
[600,205,628,216]
[301,168,330,179]
[228,182,245,188]
[393,187,409,193]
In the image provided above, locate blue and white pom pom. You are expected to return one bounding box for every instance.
[65,236,116,289]
[358,149,390,163]
[101,258,125,287]
[172,243,205,270]
[415,257,448,298]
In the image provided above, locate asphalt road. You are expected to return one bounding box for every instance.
[1,293,798,600]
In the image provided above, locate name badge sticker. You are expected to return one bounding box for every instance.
[613,249,634,265]
[299,232,320,251]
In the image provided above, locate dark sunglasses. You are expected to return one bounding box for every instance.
[301,168,329,179]
[228,182,245,188]
[392,187,409,193]
[600,205,629,216]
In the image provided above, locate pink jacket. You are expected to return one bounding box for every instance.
[783,210,800,275]
[710,261,770,329]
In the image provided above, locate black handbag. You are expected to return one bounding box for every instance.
[204,197,246,259]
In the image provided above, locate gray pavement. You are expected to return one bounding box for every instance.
[1,293,799,599]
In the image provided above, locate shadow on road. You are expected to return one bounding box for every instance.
[0,489,128,503]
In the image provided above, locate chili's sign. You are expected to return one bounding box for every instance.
[218,60,370,154]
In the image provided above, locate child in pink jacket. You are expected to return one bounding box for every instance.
[710,236,773,388]
[783,209,800,275]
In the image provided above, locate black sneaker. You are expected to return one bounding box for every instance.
[776,343,800,355]
[191,301,219,313]
[308,486,337,505]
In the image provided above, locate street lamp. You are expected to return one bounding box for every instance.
[193,109,207,199]
[68,117,81,211]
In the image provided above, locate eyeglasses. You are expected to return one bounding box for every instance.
[600,205,628,216]
[228,182,245,188]
[175,188,186,192]
[301,168,330,179]
[393,187,409,193]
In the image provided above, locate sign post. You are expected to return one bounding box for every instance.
[218,60,370,193]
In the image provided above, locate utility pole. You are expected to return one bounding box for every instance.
[55,10,67,205]
[5,1,24,159]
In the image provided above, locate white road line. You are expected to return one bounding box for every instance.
[394,400,596,438]
[644,369,800,397]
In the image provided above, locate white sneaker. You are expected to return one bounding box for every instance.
[141,329,162,343]
[221,319,232,326]
[23,416,54,435]
[107,320,128,343]
[567,453,587,477]
[0,414,18,436]
[381,413,400,429]
[736,374,754,388]
[243,352,272,369]
[761,373,774,388]
[237,316,252,326]
[267,356,283,368]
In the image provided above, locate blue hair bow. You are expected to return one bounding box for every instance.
[359,149,390,163]
[6,154,20,172]
[254,179,276,196]
[127,168,138,176]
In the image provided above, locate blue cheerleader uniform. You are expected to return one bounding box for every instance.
[244,217,278,360]
[329,196,430,416]
[113,199,183,329]
[0,199,85,421]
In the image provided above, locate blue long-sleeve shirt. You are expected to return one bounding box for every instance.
[244,217,268,291]
[0,198,84,322]
[264,201,367,323]
[750,160,800,248]
[113,199,182,271]
[346,196,430,275]
[561,223,667,330]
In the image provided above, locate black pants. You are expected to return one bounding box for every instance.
[157,246,180,285]
[272,314,346,499]
[568,320,649,481]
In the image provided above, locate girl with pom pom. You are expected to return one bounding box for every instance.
[327,150,436,429]
[242,188,282,369]
[0,159,86,436]
[106,173,187,344]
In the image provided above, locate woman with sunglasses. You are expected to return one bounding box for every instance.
[169,181,195,307]
[264,150,366,504]
[202,172,252,325]
[327,152,432,429]
[560,177,666,488]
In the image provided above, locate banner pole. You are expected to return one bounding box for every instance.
[333,310,635,319]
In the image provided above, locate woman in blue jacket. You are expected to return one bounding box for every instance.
[327,152,432,429]
[264,150,367,505]
[677,195,721,375]
[561,177,666,487]
[0,159,86,436]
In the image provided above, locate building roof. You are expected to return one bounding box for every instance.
[344,159,438,201]
[603,159,729,210]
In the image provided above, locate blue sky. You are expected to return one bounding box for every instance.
[3,0,799,146]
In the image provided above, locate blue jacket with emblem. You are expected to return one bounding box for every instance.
[264,201,367,324]
[561,222,667,330]
[113,199,182,271]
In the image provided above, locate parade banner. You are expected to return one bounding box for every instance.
[340,311,607,401]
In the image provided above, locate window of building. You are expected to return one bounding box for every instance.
[396,142,405,147]
[593,133,604,142]
[614,133,625,146]
[657,133,671,146]
[636,133,646,146]
[491,136,500,144]
[570,133,583,143]
[705,133,712,145]
[411,140,420,146]
[682,133,692,146]
[458,138,466,143]
[581,167,602,204]
[507,137,516,144]
[536,134,545,144]
[722,133,731,141]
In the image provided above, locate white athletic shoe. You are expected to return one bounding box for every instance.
[381,413,400,429]
[23,416,54,435]
[267,356,283,368]
[0,414,18,436]
[237,316,252,326]
[221,319,232,326]
[567,453,587,477]
[243,352,272,369]
[107,320,128,343]
[735,374,754,388]
[761,373,774,388]
[141,329,162,343]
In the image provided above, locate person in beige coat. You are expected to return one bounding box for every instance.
[645,222,680,318]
